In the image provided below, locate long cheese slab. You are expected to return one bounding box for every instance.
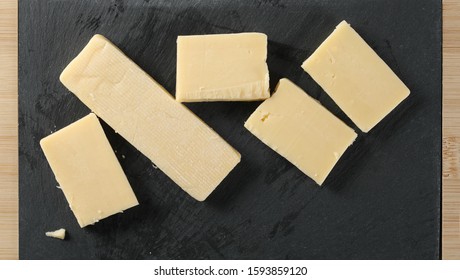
[40,113,138,227]
[60,34,241,201]
[245,78,357,185]
[302,21,410,132]
[176,33,270,102]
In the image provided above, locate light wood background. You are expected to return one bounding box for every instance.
[0,0,459,259]
[442,0,460,260]
[0,0,18,260]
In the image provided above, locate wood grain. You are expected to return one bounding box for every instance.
[0,0,18,260]
[0,0,458,259]
[443,0,460,260]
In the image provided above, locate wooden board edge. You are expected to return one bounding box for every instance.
[442,0,460,260]
[0,0,18,260]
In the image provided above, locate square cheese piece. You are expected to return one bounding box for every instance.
[60,34,241,201]
[245,78,357,185]
[176,33,270,102]
[302,21,410,132]
[40,113,138,227]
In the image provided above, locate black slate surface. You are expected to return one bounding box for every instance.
[19,0,442,259]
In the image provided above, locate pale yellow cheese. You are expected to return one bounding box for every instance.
[60,34,241,201]
[45,229,66,240]
[176,33,270,102]
[40,113,138,227]
[245,78,357,185]
[302,21,410,132]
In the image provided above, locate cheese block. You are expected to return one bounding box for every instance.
[40,113,138,227]
[60,34,241,201]
[244,78,357,185]
[45,229,66,240]
[176,33,270,102]
[302,21,410,132]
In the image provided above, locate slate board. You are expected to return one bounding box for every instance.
[19,0,442,259]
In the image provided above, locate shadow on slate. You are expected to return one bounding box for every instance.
[19,0,441,259]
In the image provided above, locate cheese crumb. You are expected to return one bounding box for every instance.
[45,228,66,240]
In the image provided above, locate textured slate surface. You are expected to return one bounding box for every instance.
[19,0,442,259]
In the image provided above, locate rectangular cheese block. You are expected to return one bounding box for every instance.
[302,21,410,132]
[176,33,270,102]
[60,34,241,201]
[244,78,357,185]
[40,113,138,227]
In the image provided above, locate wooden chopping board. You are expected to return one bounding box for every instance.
[1,0,459,259]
